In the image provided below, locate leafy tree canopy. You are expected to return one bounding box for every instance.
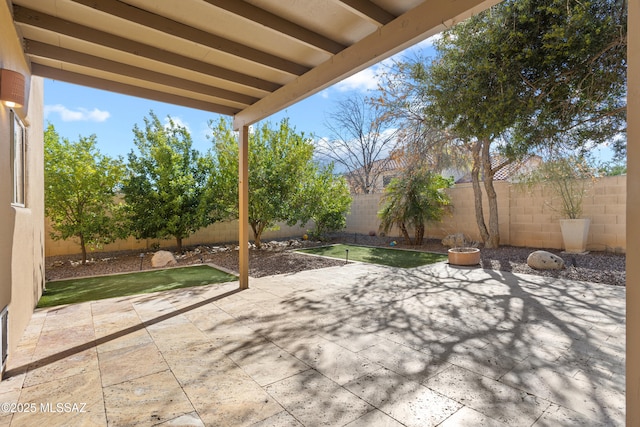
[210,117,350,247]
[123,111,215,252]
[44,124,127,263]
[378,0,626,248]
[295,163,352,240]
[422,0,626,156]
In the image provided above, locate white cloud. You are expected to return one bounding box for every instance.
[44,104,110,122]
[330,33,441,95]
[334,67,380,93]
[163,116,191,132]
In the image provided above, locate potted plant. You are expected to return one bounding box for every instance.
[517,154,596,253]
[443,234,480,265]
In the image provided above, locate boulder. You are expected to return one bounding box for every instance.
[442,233,470,248]
[527,250,565,270]
[288,239,302,248]
[151,250,177,268]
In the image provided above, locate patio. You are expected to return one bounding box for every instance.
[0,262,625,426]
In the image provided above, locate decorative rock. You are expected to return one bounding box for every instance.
[288,240,302,248]
[442,233,470,248]
[527,250,565,270]
[151,250,177,268]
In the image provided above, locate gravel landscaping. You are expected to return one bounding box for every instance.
[45,233,626,287]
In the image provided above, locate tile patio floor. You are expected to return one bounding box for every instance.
[0,262,626,426]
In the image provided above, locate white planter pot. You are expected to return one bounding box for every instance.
[559,218,591,253]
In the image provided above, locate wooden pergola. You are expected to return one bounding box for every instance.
[10,0,500,288]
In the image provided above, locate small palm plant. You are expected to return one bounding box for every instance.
[378,167,452,245]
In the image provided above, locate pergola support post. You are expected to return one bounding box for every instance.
[628,0,639,424]
[238,125,249,289]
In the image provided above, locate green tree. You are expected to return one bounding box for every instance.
[378,168,452,246]
[598,161,627,176]
[44,124,127,264]
[123,111,215,252]
[210,118,346,247]
[505,0,627,155]
[296,164,352,240]
[378,0,626,248]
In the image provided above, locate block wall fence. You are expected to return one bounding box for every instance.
[347,175,626,253]
[45,175,626,257]
[45,220,310,257]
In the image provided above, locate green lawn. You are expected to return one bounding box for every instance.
[38,265,237,308]
[297,244,448,268]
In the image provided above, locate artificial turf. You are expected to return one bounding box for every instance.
[38,265,237,308]
[297,244,448,268]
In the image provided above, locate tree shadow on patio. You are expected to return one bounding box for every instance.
[221,265,624,425]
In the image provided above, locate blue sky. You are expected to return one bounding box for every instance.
[44,39,437,160]
[43,35,617,164]
[44,77,344,159]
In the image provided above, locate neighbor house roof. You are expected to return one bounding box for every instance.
[455,154,543,183]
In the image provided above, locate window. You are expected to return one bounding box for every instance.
[10,110,25,206]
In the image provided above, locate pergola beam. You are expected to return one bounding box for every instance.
[26,40,257,106]
[13,5,280,93]
[202,0,346,54]
[70,0,310,76]
[337,0,395,25]
[32,64,241,115]
[233,0,502,129]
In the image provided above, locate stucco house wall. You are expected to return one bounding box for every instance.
[0,3,45,377]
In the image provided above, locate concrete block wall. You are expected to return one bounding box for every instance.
[509,182,564,250]
[345,176,626,252]
[45,176,626,257]
[345,193,382,235]
[46,219,309,257]
[425,182,511,245]
[509,175,626,252]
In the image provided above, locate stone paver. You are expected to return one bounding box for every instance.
[103,370,195,426]
[0,262,626,426]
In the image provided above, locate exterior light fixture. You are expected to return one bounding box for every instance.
[0,69,25,108]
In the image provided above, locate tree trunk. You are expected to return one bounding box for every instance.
[481,140,500,248]
[176,236,183,253]
[471,141,490,245]
[415,222,424,246]
[400,223,412,245]
[80,234,87,265]
[251,221,266,249]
